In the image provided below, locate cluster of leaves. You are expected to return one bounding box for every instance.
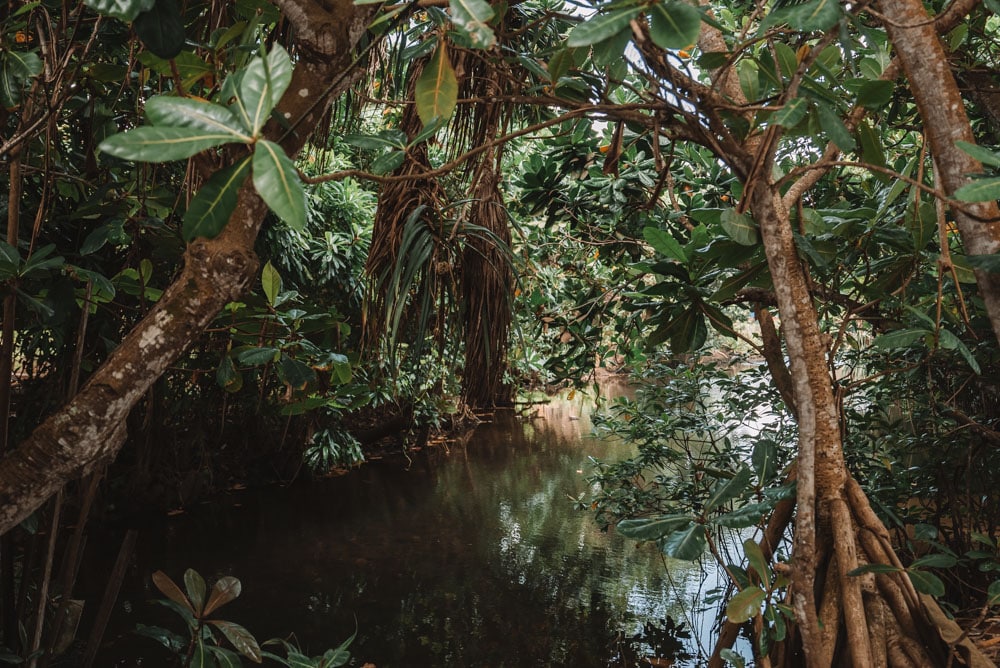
[140,568,352,667]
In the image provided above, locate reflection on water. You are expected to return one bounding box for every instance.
[95,384,724,666]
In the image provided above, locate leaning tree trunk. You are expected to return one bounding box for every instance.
[0,0,378,535]
[750,184,991,666]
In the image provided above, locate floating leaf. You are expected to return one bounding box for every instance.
[721,209,759,245]
[252,140,306,230]
[99,126,239,162]
[450,0,496,48]
[643,226,687,262]
[725,586,766,623]
[566,8,639,48]
[617,514,694,540]
[182,156,251,241]
[648,1,701,50]
[415,43,458,126]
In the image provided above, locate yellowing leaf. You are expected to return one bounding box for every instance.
[415,43,458,126]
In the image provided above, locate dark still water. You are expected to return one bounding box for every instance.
[91,389,723,666]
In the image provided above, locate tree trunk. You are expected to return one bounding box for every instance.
[880,0,1000,347]
[0,0,377,536]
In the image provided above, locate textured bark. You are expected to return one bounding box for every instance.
[0,0,377,536]
[880,0,1000,346]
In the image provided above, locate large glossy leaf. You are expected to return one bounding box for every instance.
[216,355,243,393]
[956,141,1000,168]
[184,568,207,616]
[277,354,316,389]
[967,253,1000,273]
[236,347,280,366]
[261,261,281,306]
[182,156,252,241]
[872,328,927,349]
[450,0,496,48]
[99,126,239,162]
[938,329,981,374]
[133,0,185,59]
[208,620,262,663]
[720,209,759,245]
[752,439,778,485]
[908,570,945,597]
[235,45,294,135]
[648,1,701,50]
[190,637,211,668]
[661,522,707,560]
[1,50,43,108]
[83,0,154,21]
[725,586,766,623]
[816,103,855,152]
[744,538,772,586]
[617,514,694,540]
[151,571,195,615]
[145,96,251,142]
[415,44,458,126]
[704,467,753,512]
[643,226,687,262]
[955,176,1000,202]
[252,140,306,230]
[206,646,244,668]
[714,502,771,528]
[203,576,242,616]
[773,97,808,128]
[566,8,639,48]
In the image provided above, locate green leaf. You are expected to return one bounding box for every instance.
[721,209,759,245]
[967,254,1000,273]
[203,576,242,616]
[617,514,695,540]
[643,226,687,262]
[184,569,207,616]
[816,103,855,152]
[145,96,252,142]
[566,8,640,48]
[856,80,894,109]
[370,150,406,175]
[261,261,281,307]
[908,570,945,597]
[872,328,928,349]
[911,554,958,569]
[84,0,154,21]
[766,0,841,32]
[236,346,280,366]
[208,620,262,663]
[744,538,771,586]
[449,0,496,49]
[713,502,770,528]
[133,0,185,59]
[847,563,902,576]
[591,27,632,66]
[277,354,316,389]
[415,43,458,126]
[183,157,252,241]
[99,126,239,162]
[719,648,746,668]
[988,580,1000,606]
[205,646,244,668]
[957,141,1000,168]
[235,45,294,135]
[704,467,753,512]
[1,50,43,107]
[648,1,701,50]
[661,522,707,560]
[955,176,1000,202]
[752,439,778,485]
[937,329,981,374]
[135,624,187,653]
[216,354,243,393]
[772,97,808,128]
[252,140,306,230]
[190,637,212,668]
[725,586,766,623]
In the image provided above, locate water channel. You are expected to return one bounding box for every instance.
[92,385,730,666]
